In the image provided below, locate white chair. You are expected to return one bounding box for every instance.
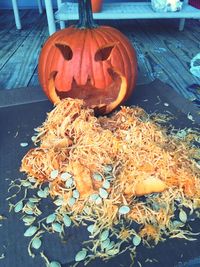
[44,0,200,36]
[12,0,43,30]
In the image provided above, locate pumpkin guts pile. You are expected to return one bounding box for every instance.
[9,98,200,266]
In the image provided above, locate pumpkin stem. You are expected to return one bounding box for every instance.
[76,0,98,29]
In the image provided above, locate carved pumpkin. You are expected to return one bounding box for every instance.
[38,0,137,114]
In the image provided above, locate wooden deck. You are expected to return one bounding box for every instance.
[0,9,200,101]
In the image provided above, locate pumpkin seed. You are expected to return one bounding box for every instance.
[37,190,47,198]
[20,142,28,147]
[87,224,96,234]
[172,220,184,228]
[14,201,23,213]
[24,226,38,237]
[29,197,40,203]
[31,237,42,249]
[92,173,102,181]
[151,203,160,211]
[26,201,35,209]
[132,235,141,246]
[118,205,130,215]
[44,187,50,195]
[54,198,64,206]
[105,241,115,251]
[46,213,56,224]
[63,214,71,227]
[75,249,87,262]
[28,177,36,183]
[73,190,80,199]
[61,172,72,181]
[176,130,187,139]
[99,188,108,199]
[100,230,109,242]
[68,197,76,207]
[89,194,99,202]
[101,238,110,250]
[106,249,119,256]
[34,127,40,132]
[102,180,110,189]
[31,136,37,142]
[83,207,91,214]
[105,175,114,181]
[21,181,32,187]
[65,178,74,188]
[49,261,62,267]
[179,210,187,223]
[22,216,36,224]
[104,165,113,173]
[95,196,102,205]
[25,209,34,215]
[50,170,59,180]
[187,113,194,122]
[52,222,62,233]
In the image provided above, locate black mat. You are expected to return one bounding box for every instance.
[0,80,200,267]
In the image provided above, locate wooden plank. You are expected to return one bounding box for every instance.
[133,19,200,98]
[0,10,46,70]
[0,9,27,35]
[28,65,40,87]
[0,11,48,90]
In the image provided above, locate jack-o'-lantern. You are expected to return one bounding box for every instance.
[38,0,137,114]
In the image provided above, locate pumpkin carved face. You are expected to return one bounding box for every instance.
[38,0,137,114]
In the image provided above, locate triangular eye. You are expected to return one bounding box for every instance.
[95,45,115,61]
[55,43,73,60]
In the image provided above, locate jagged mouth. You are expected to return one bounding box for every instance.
[48,67,127,114]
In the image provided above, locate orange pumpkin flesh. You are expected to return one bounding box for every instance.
[38,0,137,114]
